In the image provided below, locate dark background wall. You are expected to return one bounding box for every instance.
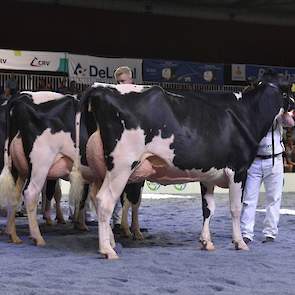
[1,2,294,66]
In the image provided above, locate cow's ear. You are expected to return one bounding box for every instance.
[277,74,290,92]
[246,76,259,89]
[247,76,257,84]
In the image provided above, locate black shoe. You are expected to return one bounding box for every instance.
[262,236,275,243]
[243,237,252,245]
[112,224,121,234]
[85,220,98,226]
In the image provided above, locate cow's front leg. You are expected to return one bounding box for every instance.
[42,181,53,226]
[227,174,249,251]
[121,194,132,238]
[43,198,53,225]
[54,180,66,224]
[97,170,131,259]
[73,184,89,231]
[199,183,215,251]
[131,192,143,240]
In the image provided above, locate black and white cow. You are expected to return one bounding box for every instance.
[0,91,147,246]
[79,72,294,259]
[0,91,89,246]
[0,96,74,243]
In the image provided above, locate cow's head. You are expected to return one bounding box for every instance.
[259,70,294,112]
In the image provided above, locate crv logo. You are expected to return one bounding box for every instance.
[30,57,50,67]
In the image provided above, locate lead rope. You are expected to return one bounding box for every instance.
[272,124,275,167]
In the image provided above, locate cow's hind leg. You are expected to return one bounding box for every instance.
[97,170,131,259]
[199,182,215,251]
[6,176,24,244]
[89,182,115,249]
[25,152,58,246]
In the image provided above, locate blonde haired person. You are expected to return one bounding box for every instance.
[114,66,133,84]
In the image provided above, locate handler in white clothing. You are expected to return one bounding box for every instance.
[241,111,294,243]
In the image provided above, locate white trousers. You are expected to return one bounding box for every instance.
[241,155,284,240]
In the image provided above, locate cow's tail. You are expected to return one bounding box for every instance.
[78,86,94,112]
[69,110,84,221]
[0,100,18,209]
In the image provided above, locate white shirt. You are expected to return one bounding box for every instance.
[256,120,284,156]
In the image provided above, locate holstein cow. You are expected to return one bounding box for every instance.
[0,91,147,245]
[1,97,69,241]
[0,91,88,246]
[0,96,64,232]
[79,72,294,259]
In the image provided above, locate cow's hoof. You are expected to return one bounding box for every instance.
[133,231,144,241]
[33,238,46,247]
[74,223,89,232]
[121,229,133,239]
[9,235,23,244]
[56,218,66,225]
[100,250,120,260]
[45,219,53,226]
[106,252,120,260]
[200,240,215,251]
[234,240,249,251]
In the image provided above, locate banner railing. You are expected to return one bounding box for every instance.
[0,72,244,93]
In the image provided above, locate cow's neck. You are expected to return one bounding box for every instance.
[244,86,281,146]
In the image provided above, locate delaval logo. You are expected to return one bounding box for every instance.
[73,63,137,79]
[30,57,51,67]
[0,58,7,64]
[74,63,87,77]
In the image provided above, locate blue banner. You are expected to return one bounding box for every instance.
[246,64,295,82]
[143,59,224,84]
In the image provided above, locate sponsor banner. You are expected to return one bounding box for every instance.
[230,64,295,83]
[246,64,295,82]
[143,59,224,84]
[68,54,142,84]
[0,49,67,72]
[231,64,246,81]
